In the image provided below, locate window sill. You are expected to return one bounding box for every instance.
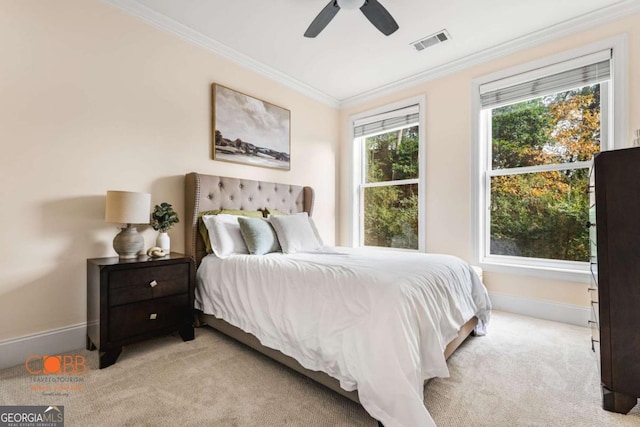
[478,259,591,283]
[358,245,421,253]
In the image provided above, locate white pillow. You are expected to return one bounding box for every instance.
[270,212,323,254]
[201,214,249,258]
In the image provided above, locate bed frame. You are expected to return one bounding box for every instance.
[184,172,477,405]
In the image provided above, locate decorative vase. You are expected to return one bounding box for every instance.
[156,232,170,252]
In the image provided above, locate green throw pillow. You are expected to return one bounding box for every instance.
[237,217,281,255]
[198,209,263,254]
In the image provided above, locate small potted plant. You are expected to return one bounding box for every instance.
[150,202,179,252]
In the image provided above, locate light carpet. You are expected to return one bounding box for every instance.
[1,311,639,426]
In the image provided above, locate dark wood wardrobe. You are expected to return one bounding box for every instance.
[592,146,640,413]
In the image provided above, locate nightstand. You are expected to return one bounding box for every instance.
[86,253,195,368]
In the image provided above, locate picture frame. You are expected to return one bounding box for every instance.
[212,84,291,170]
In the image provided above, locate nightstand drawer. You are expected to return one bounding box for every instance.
[109,294,189,342]
[109,264,190,305]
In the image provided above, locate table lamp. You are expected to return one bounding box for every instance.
[105,190,151,259]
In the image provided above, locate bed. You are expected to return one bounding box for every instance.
[185,172,491,427]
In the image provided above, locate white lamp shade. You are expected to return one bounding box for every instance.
[105,191,151,225]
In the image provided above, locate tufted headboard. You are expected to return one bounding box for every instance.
[185,173,314,267]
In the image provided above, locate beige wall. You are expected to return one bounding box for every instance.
[339,13,640,308]
[0,0,339,341]
[2,1,637,344]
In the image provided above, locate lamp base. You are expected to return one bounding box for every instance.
[113,224,144,259]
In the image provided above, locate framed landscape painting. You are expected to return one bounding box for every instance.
[212,84,291,170]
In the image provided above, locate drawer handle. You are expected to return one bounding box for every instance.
[149,313,158,320]
[149,280,158,288]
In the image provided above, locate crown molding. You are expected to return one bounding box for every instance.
[339,0,640,109]
[100,0,341,108]
[102,0,639,111]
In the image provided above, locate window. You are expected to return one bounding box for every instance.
[473,40,626,278]
[350,98,425,250]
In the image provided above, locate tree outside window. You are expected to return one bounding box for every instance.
[488,84,601,262]
[362,125,419,249]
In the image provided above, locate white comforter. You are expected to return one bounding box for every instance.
[195,247,491,427]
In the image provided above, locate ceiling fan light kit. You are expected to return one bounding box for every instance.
[304,0,399,38]
[337,0,365,10]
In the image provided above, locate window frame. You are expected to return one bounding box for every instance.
[472,36,628,282]
[349,96,427,251]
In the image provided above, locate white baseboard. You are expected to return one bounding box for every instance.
[0,323,87,370]
[0,294,588,371]
[489,292,590,328]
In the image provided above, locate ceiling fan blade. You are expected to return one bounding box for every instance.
[304,1,341,38]
[360,0,399,36]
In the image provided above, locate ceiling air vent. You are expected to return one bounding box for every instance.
[411,30,450,52]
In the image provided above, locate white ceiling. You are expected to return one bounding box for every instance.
[106,0,639,107]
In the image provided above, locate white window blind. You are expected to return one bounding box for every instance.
[479,49,611,109]
[354,105,419,137]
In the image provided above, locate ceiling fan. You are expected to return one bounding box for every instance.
[304,0,399,38]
